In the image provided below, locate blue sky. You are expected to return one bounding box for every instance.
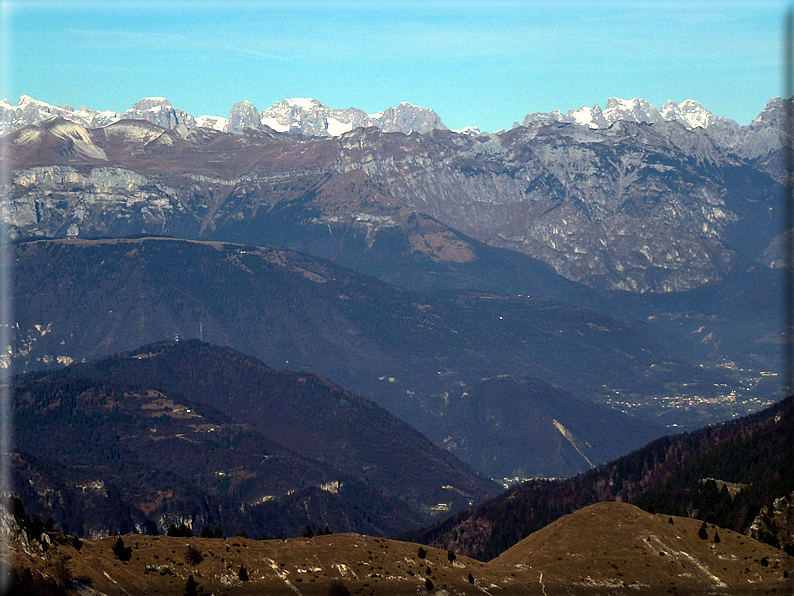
[2,0,791,132]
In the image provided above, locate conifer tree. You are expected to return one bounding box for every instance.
[698,521,708,540]
[184,575,199,596]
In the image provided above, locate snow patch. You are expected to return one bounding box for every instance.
[260,117,289,132]
[570,106,599,128]
[286,97,318,110]
[327,117,353,136]
[196,115,229,131]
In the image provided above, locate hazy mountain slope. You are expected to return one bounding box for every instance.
[401,395,793,560]
[605,264,784,376]
[440,376,663,480]
[13,237,703,478]
[209,204,599,305]
[52,340,499,515]
[60,341,662,483]
[11,374,423,538]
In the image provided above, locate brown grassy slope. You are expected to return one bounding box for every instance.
[9,533,497,596]
[6,503,791,595]
[496,502,793,595]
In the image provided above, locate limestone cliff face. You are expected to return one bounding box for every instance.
[3,111,782,293]
[357,123,747,292]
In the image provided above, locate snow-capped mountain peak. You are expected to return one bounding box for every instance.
[567,105,608,129]
[603,97,661,125]
[521,96,742,140]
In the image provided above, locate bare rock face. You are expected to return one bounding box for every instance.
[370,102,448,134]
[228,100,261,132]
[122,97,196,129]
[728,97,793,185]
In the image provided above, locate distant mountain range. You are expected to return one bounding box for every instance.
[5,92,792,592]
[1,94,781,146]
[5,104,785,430]
[0,95,447,137]
[3,94,786,294]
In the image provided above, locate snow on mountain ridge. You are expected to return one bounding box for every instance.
[602,97,661,124]
[195,115,229,132]
[0,93,778,156]
[567,105,608,129]
[0,95,447,137]
[253,97,444,136]
[522,97,742,133]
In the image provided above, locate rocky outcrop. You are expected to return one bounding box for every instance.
[228,100,261,132]
[371,102,448,134]
[121,97,196,129]
[748,491,794,552]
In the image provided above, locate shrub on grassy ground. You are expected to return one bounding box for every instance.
[184,545,203,566]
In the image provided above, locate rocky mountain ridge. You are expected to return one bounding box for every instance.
[0,94,447,138]
[2,93,775,140]
[523,97,738,133]
[522,96,792,169]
